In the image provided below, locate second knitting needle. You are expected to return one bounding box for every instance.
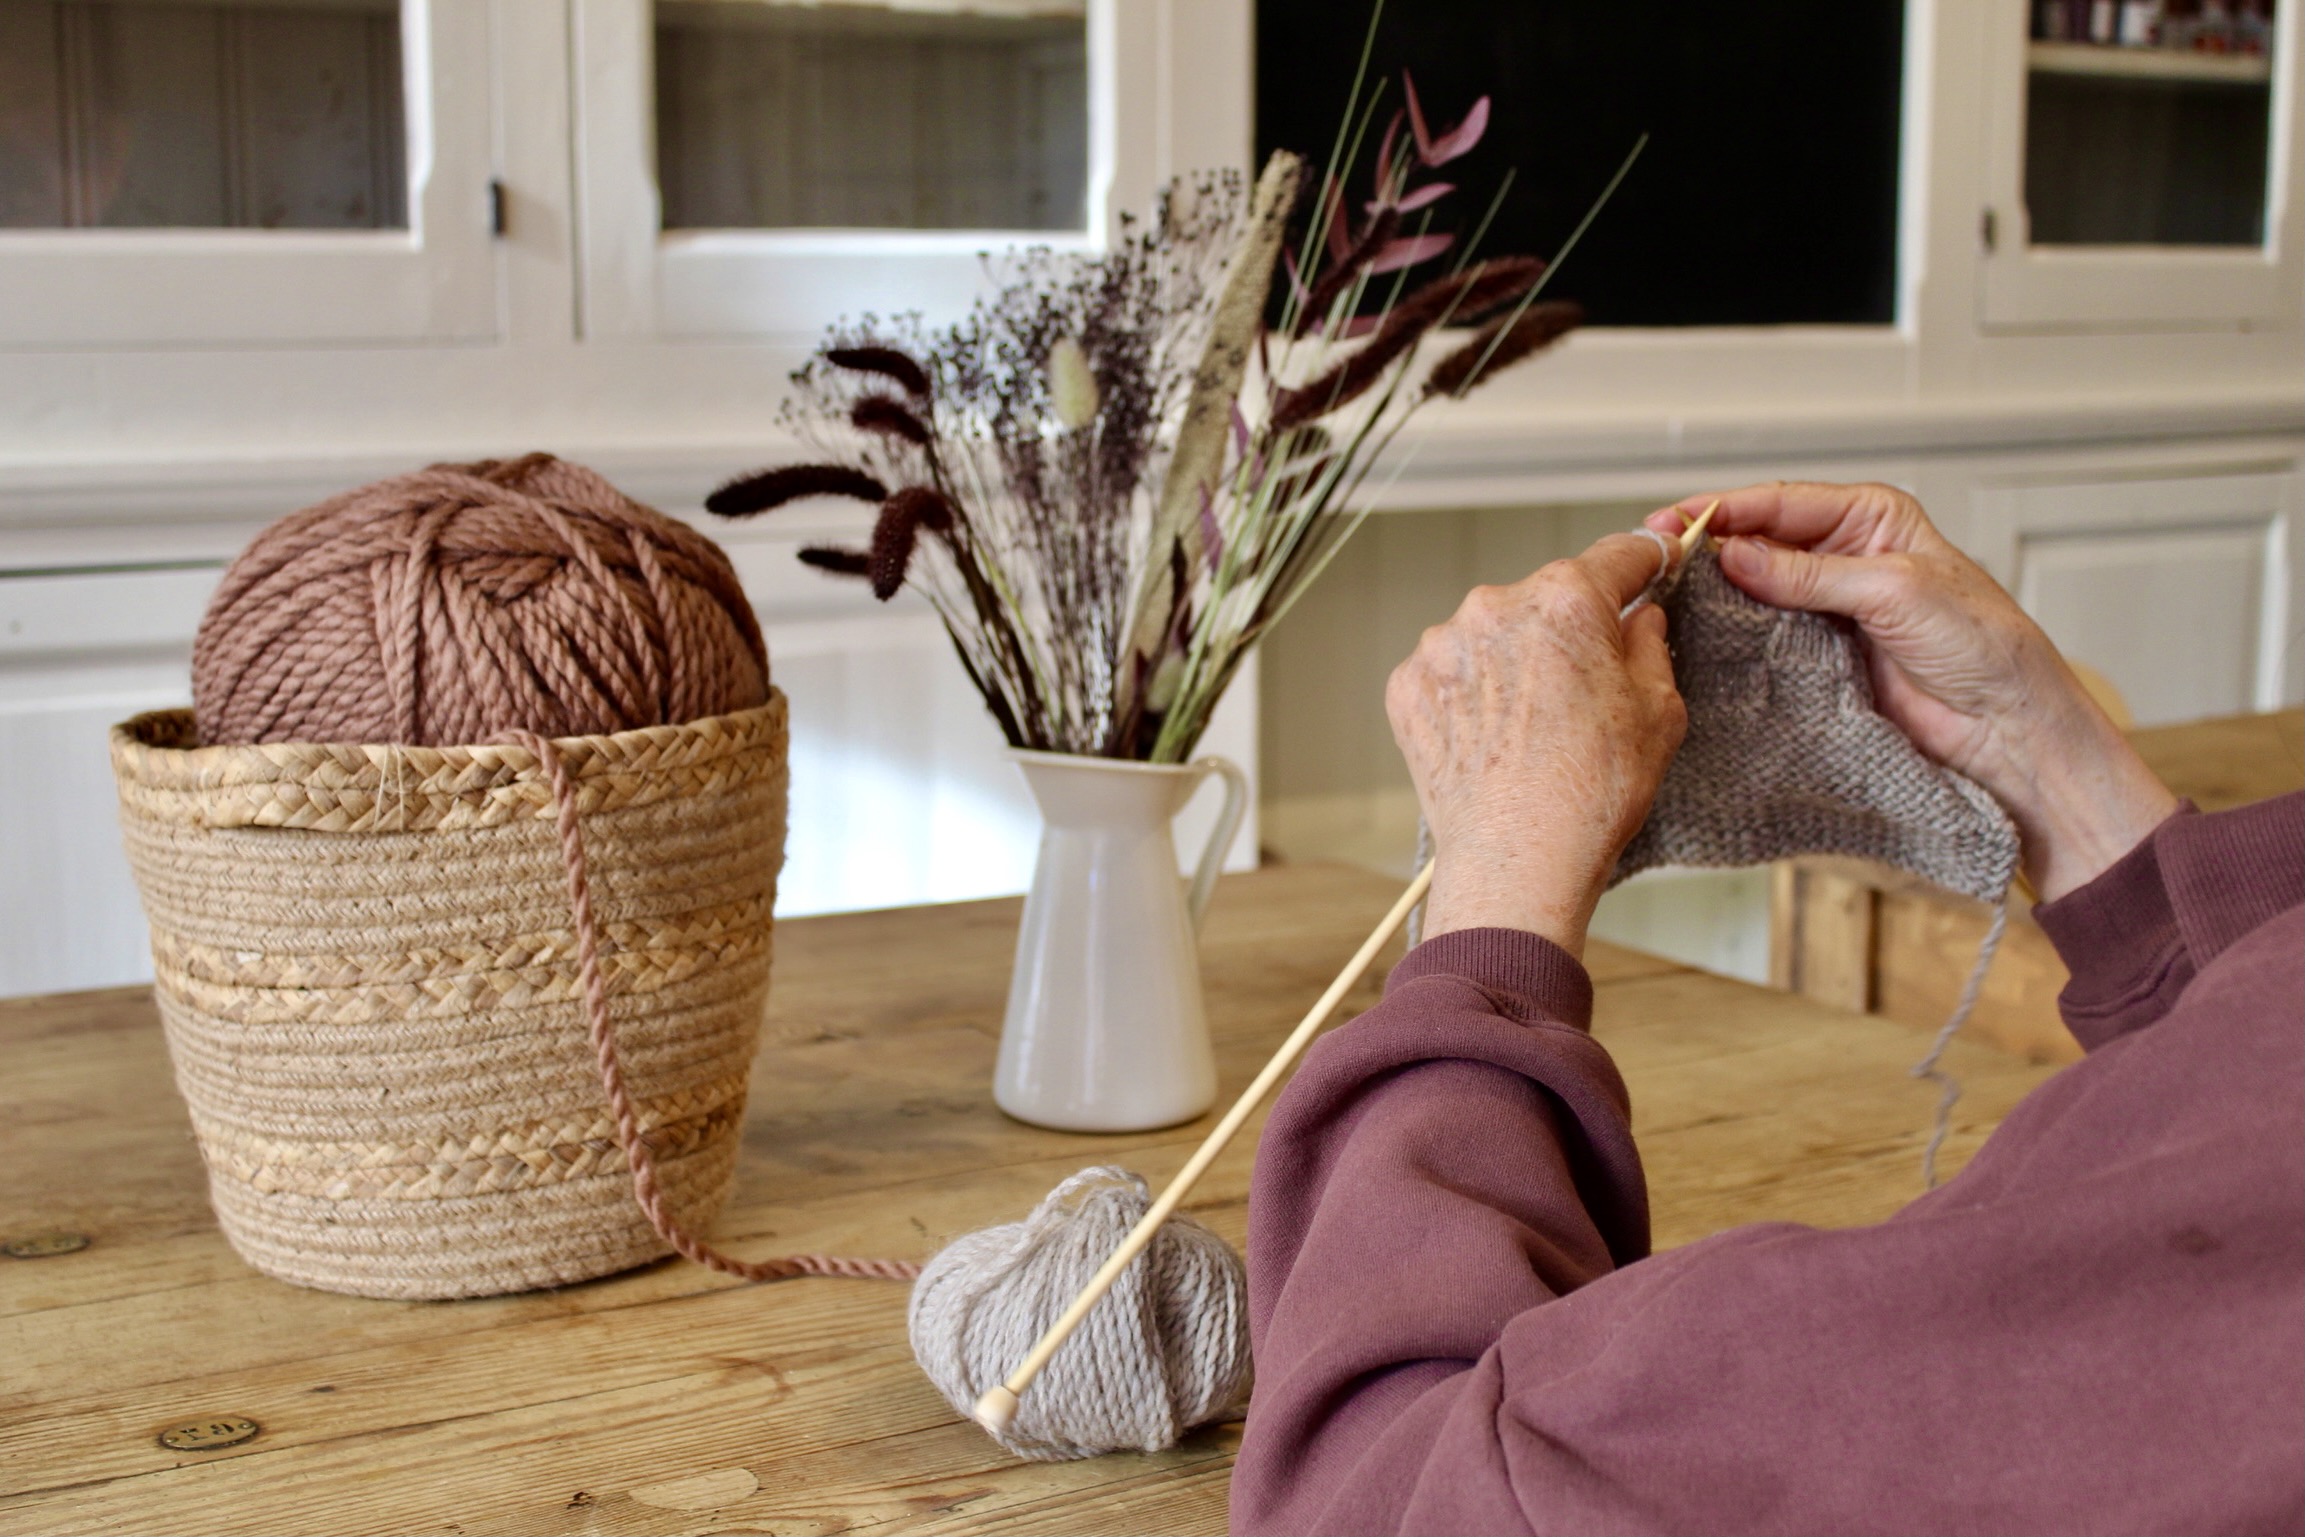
[972,501,1717,1439]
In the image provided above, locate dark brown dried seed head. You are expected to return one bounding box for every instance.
[825,346,933,400]
[708,465,890,517]
[852,394,933,445]
[797,545,873,577]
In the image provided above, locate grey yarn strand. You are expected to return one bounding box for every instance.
[908,1167,1252,1461]
[1910,901,2010,1189]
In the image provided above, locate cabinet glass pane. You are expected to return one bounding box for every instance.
[1255,1,1907,327]
[2024,4,2277,246]
[0,0,406,230]
[654,1,1088,232]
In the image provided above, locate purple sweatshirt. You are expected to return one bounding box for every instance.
[1234,794,2304,1536]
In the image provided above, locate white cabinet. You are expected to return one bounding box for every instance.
[0,0,500,347]
[1982,462,2300,725]
[1977,0,2303,329]
[0,0,2300,1001]
[571,0,1246,339]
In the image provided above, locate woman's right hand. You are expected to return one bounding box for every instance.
[1644,482,2177,902]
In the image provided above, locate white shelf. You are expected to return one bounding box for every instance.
[2028,41,2274,84]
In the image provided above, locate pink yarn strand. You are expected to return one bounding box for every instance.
[504,728,920,1286]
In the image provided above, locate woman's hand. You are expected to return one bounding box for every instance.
[1645,482,2177,901]
[1387,532,1687,955]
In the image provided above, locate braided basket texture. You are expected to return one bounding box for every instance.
[109,695,788,1300]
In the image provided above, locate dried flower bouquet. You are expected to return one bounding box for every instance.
[710,72,1597,763]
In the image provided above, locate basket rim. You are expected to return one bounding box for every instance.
[112,690,787,834]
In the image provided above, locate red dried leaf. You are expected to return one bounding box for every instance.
[1404,72,1435,164]
[1391,182,1455,214]
[1424,96,1490,166]
[1323,173,1352,262]
[1375,110,1404,190]
[1367,232,1455,274]
[1403,73,1490,167]
[1297,207,1401,335]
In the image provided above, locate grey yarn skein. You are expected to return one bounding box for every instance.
[908,1166,1252,1461]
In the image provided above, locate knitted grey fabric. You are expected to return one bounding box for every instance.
[1610,544,2020,903]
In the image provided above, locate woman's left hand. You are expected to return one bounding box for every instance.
[1386,532,1687,957]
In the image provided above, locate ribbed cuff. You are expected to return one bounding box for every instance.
[2159,791,2305,961]
[2035,792,2305,1051]
[1386,926,1595,1031]
[2035,804,2192,1050]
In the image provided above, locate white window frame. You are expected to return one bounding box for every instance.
[0,0,498,350]
[571,0,1246,341]
[1977,0,2303,331]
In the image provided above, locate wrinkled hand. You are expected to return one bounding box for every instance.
[1645,482,2176,901]
[1387,533,1688,956]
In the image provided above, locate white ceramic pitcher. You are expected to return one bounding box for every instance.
[994,749,1250,1132]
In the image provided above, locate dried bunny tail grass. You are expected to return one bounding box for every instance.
[707,465,890,517]
[852,395,933,446]
[890,484,957,533]
[825,345,934,400]
[798,545,873,578]
[1422,300,1584,400]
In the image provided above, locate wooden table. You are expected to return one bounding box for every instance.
[1,865,2059,1537]
[1772,707,2304,1063]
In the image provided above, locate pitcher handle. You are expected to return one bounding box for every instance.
[1183,755,1250,933]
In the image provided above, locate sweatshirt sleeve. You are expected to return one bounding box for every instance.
[1232,927,1648,1537]
[2033,792,2304,1050]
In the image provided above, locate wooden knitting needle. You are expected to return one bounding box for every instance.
[972,501,1719,1440]
[973,861,1432,1437]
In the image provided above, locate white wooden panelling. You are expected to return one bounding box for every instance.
[0,0,496,347]
[0,562,221,995]
[0,563,222,659]
[2019,524,2273,724]
[1978,0,2304,329]
[1982,463,2299,725]
[0,664,192,997]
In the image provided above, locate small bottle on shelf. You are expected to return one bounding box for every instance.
[2194,0,2235,50]
[2117,0,2164,43]
[2234,0,2272,53]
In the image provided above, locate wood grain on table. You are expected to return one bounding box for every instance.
[1773,707,2303,1064]
[1,864,2059,1537]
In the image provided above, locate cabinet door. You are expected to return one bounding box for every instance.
[1985,465,2301,726]
[0,0,496,347]
[1978,0,2303,329]
[571,0,1249,340]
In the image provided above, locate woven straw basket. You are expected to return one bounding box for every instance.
[108,695,789,1300]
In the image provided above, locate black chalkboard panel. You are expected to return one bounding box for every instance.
[1255,2,1906,327]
